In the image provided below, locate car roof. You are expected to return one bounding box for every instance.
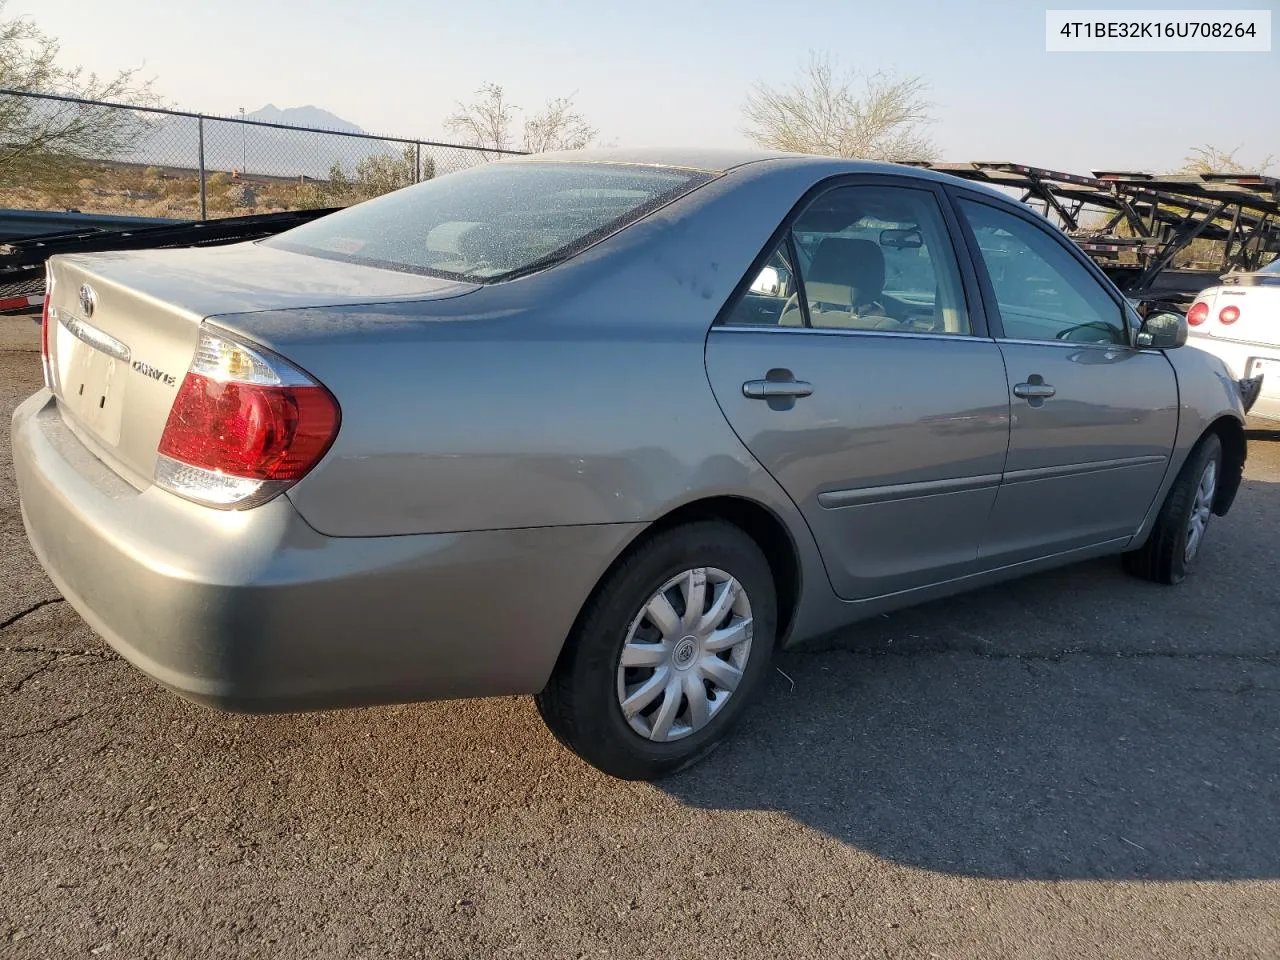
[502,147,1020,203]
[503,146,799,173]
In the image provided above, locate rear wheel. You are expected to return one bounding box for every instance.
[1123,433,1222,584]
[536,521,776,780]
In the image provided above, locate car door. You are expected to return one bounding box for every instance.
[705,178,1011,601]
[950,192,1179,564]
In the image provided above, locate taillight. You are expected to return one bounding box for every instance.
[40,268,54,387]
[1187,301,1209,326]
[1219,305,1240,325]
[155,328,340,509]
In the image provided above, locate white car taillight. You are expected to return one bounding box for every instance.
[154,327,340,509]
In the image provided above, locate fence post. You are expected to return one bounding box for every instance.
[197,115,207,220]
[414,142,422,184]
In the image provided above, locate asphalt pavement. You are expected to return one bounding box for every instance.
[3,344,1278,959]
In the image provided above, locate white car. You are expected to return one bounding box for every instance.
[1186,258,1279,422]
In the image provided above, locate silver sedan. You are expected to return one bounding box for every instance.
[13,148,1257,780]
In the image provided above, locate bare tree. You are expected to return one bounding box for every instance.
[1178,144,1275,175]
[0,1,162,187]
[743,51,937,161]
[523,95,596,153]
[445,83,597,154]
[443,82,518,152]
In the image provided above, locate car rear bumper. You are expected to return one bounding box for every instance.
[1245,379,1280,422]
[13,390,638,712]
[1189,335,1280,420]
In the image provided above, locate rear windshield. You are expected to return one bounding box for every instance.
[265,161,712,282]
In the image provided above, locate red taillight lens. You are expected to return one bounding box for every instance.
[158,373,338,480]
[154,329,340,509]
[40,298,51,357]
[1187,302,1209,326]
[1219,305,1240,324]
[40,272,53,387]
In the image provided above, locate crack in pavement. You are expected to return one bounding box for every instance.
[2,650,120,697]
[0,598,65,630]
[4,709,100,740]
[6,654,54,696]
[1,643,119,659]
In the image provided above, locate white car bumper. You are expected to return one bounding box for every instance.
[1188,336,1280,421]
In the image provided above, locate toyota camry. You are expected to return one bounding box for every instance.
[13,148,1260,780]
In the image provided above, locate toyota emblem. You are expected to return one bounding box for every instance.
[78,284,95,318]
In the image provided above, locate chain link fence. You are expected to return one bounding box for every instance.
[0,89,526,221]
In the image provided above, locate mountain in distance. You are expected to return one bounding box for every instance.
[129,103,399,179]
[243,104,368,135]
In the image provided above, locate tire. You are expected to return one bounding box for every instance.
[1123,433,1222,585]
[536,520,777,781]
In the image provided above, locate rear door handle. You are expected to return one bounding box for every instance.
[1012,381,1056,400]
[743,379,814,399]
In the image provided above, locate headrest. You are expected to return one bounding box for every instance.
[808,237,886,300]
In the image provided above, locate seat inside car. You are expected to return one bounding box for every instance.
[779,237,901,329]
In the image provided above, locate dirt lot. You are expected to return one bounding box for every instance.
[3,344,1279,959]
[0,164,326,221]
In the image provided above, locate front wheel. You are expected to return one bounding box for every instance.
[536,521,777,780]
[1123,433,1222,584]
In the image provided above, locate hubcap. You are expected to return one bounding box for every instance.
[672,637,698,668]
[615,567,754,743]
[1185,458,1217,564]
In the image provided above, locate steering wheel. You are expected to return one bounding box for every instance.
[852,300,910,331]
[901,309,945,333]
[1055,321,1121,343]
[777,293,807,327]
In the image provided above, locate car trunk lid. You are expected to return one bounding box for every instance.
[44,243,478,489]
[1205,283,1280,344]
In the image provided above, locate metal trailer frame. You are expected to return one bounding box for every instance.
[0,207,340,315]
[904,161,1280,308]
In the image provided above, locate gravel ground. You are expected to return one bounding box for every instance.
[3,346,1279,959]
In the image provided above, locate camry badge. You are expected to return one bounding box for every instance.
[132,360,177,386]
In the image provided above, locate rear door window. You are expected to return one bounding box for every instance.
[790,185,969,333]
[719,183,971,335]
[722,244,799,327]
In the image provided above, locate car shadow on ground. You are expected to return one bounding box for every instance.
[663,467,1280,882]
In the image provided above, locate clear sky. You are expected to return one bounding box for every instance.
[15,0,1280,173]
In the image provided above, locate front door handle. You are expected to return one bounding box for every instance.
[1013,379,1056,400]
[743,379,814,399]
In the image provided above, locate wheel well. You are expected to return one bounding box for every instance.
[1207,415,1246,516]
[631,497,802,646]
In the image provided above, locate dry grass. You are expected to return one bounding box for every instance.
[0,162,341,220]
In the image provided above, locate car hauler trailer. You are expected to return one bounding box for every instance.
[0,207,338,317]
[905,162,1280,313]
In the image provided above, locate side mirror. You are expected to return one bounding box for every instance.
[749,265,782,297]
[1136,310,1187,350]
